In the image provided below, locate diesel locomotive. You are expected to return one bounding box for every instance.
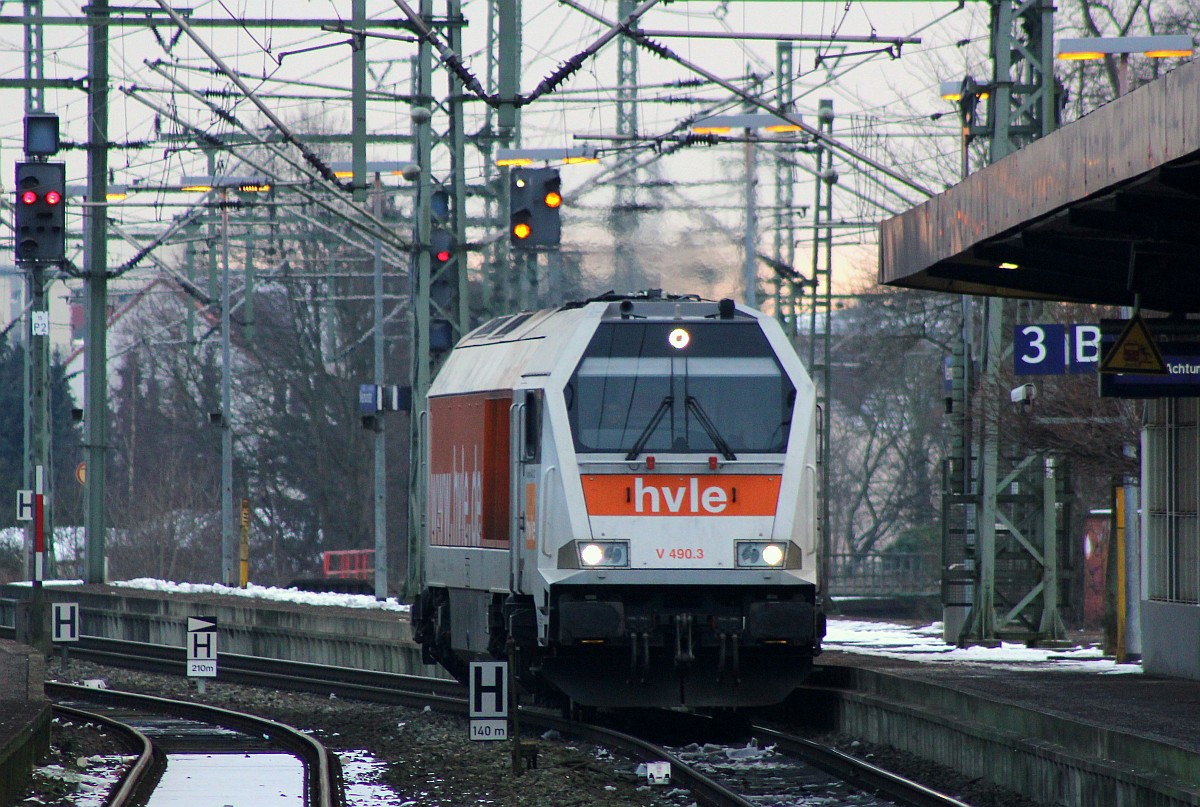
[411,291,823,709]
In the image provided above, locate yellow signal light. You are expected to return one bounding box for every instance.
[544,191,562,209]
[513,222,532,240]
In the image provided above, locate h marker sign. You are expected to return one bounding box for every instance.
[469,661,508,741]
[52,602,79,642]
[187,616,218,677]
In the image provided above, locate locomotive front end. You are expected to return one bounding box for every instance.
[538,296,822,708]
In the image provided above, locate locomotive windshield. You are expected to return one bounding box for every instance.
[567,320,795,455]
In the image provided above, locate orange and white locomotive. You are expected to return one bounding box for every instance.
[411,291,823,709]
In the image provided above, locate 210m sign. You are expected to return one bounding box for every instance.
[1013,324,1101,375]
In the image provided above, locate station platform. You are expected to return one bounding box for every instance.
[0,639,50,805]
[794,619,1200,806]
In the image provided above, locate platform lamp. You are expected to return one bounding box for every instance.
[690,113,804,309]
[494,147,600,167]
[1056,35,1194,97]
[180,175,272,588]
[938,78,990,181]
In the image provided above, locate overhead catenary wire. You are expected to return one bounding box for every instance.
[149,0,351,190]
[389,0,666,109]
[122,77,409,262]
[559,0,933,205]
[141,59,413,255]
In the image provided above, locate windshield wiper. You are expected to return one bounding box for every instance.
[625,395,672,461]
[685,396,737,461]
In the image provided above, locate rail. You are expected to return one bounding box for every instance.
[51,702,163,807]
[48,681,343,807]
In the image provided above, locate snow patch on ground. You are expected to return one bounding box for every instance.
[825,617,1141,674]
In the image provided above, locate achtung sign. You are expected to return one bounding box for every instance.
[1099,319,1200,398]
[1099,314,1167,375]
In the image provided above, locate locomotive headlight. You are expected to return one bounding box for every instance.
[578,540,630,568]
[668,328,690,349]
[737,541,787,568]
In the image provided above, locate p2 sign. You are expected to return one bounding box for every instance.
[1014,324,1100,375]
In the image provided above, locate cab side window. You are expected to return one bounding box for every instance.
[523,390,542,462]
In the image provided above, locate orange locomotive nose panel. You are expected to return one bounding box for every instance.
[581,474,781,516]
[429,393,512,548]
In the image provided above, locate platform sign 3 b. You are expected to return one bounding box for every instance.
[1014,324,1101,375]
[469,661,508,741]
[187,616,218,677]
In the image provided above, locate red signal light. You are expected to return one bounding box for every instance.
[20,190,37,205]
[436,250,451,262]
[45,190,61,205]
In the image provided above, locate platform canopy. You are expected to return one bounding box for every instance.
[879,58,1200,313]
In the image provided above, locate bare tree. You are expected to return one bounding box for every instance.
[802,286,959,557]
[1064,0,1198,116]
[102,162,413,588]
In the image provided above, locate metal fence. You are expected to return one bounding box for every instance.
[827,552,940,598]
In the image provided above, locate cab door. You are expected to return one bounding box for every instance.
[512,389,543,593]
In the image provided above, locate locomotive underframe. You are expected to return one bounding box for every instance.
[536,580,822,708]
[413,577,823,709]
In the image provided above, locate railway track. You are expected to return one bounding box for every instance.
[47,681,342,807]
[45,635,975,807]
[659,729,974,807]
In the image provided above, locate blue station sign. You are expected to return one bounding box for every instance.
[1013,324,1101,375]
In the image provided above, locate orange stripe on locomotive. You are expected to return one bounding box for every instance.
[428,393,511,548]
[581,474,780,517]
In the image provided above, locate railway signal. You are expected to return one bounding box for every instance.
[14,161,66,263]
[430,228,457,352]
[509,167,561,247]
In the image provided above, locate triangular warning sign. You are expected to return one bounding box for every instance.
[187,616,217,632]
[1099,314,1168,375]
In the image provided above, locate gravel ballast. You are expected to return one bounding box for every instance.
[20,658,1052,806]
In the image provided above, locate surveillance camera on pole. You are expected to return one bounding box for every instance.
[1010,383,1037,405]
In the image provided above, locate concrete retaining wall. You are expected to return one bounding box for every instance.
[1,585,442,678]
[825,667,1200,807]
[0,640,50,805]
